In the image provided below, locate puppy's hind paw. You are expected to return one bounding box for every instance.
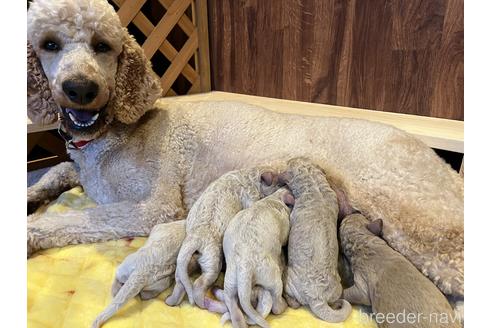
[165,281,186,306]
[220,312,231,326]
[203,296,228,314]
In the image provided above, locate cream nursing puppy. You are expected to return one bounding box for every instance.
[219,188,294,328]
[92,221,197,328]
[279,157,351,323]
[166,166,281,310]
[340,214,460,328]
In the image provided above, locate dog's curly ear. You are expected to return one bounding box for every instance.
[27,41,59,124]
[112,30,162,124]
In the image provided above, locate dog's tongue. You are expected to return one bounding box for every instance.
[66,108,97,122]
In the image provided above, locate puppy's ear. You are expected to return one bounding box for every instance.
[366,219,383,236]
[112,30,162,124]
[261,171,274,186]
[282,192,295,208]
[27,41,59,124]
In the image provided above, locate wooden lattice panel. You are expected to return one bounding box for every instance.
[111,0,211,96]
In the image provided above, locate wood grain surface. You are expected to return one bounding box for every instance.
[208,0,463,120]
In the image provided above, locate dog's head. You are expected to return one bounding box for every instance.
[27,0,162,142]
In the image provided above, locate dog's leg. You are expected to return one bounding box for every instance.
[166,254,202,306]
[224,291,247,328]
[111,279,123,297]
[269,280,287,315]
[27,199,184,257]
[192,243,223,310]
[283,269,302,309]
[248,288,272,325]
[140,277,173,300]
[165,280,187,306]
[112,252,140,294]
[27,162,80,214]
[284,293,301,309]
[342,284,370,306]
[262,265,287,315]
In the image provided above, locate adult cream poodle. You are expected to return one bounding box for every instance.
[27,0,463,301]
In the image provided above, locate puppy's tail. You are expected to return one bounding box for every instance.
[91,270,147,328]
[238,268,270,328]
[176,236,201,305]
[309,298,352,323]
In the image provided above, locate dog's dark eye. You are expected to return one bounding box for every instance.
[43,40,60,52]
[94,42,111,53]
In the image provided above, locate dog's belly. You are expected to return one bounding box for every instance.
[179,101,463,221]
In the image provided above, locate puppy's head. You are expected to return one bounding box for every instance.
[278,156,320,188]
[258,169,284,196]
[265,187,296,213]
[27,0,161,142]
[340,214,384,242]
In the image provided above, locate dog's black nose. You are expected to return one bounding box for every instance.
[62,79,99,105]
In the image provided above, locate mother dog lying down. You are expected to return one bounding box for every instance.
[27,0,463,299]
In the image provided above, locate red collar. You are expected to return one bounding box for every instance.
[58,125,93,150]
[72,139,92,149]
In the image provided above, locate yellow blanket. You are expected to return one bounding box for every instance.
[28,187,376,328]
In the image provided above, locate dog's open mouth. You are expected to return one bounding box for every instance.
[61,106,105,130]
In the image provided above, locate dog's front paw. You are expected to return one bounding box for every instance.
[27,232,38,258]
[27,188,47,215]
[27,223,44,258]
[27,189,39,215]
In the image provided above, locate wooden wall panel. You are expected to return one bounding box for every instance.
[109,0,211,96]
[208,0,463,120]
